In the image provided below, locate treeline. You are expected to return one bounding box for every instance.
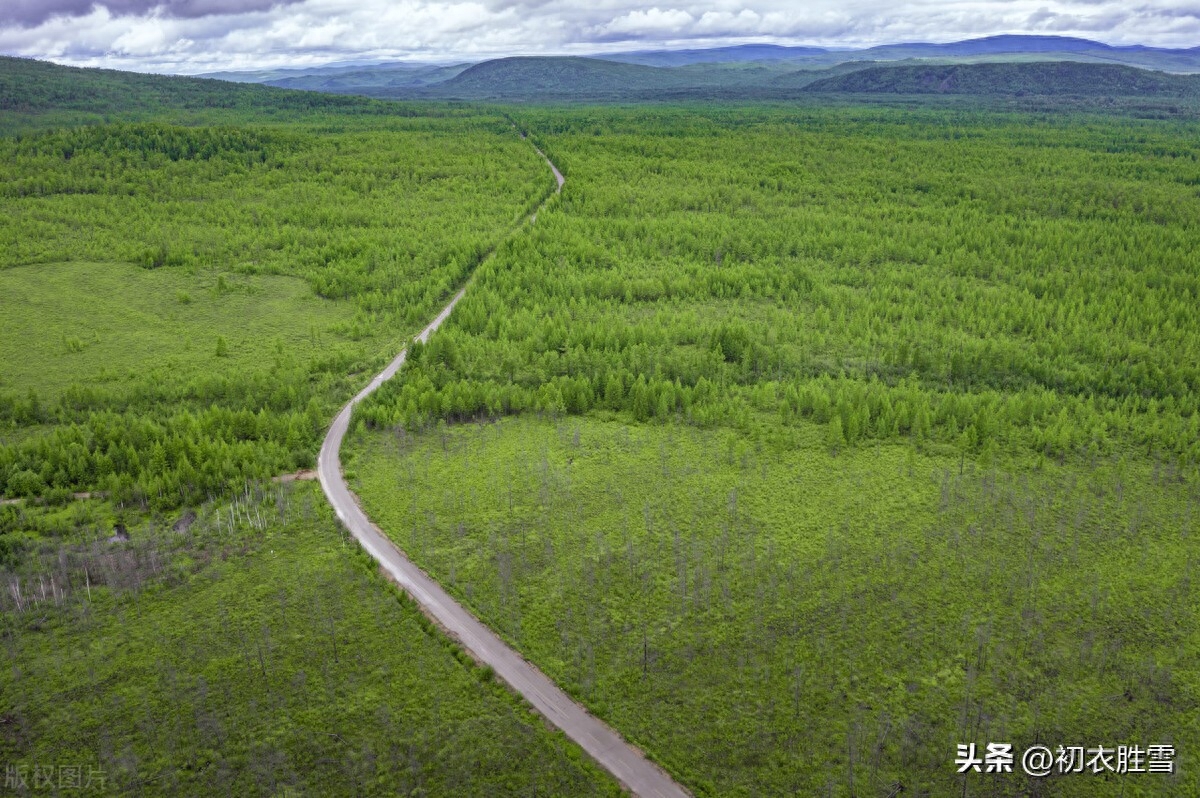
[0,361,333,508]
[359,106,1200,471]
[0,403,322,508]
[362,338,1199,465]
[3,123,295,173]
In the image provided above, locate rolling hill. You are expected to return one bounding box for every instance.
[341,55,1200,105]
[181,35,1200,105]
[265,63,471,94]
[196,35,1200,97]
[602,43,830,67]
[615,35,1200,72]
[0,55,376,114]
[429,56,693,99]
[804,61,1200,97]
[7,50,1200,112]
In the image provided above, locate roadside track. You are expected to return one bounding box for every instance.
[317,139,690,798]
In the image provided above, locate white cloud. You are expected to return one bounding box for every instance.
[598,8,697,36]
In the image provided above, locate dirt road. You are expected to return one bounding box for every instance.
[317,142,688,798]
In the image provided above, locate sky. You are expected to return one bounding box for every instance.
[1,0,1197,74]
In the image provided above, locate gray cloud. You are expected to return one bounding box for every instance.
[1,0,303,28]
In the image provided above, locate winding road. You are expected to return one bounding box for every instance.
[317,142,691,798]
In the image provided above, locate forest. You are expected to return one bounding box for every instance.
[356,106,1200,472]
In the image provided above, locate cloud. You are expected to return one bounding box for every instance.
[1,0,306,28]
[1,0,1197,74]
[598,8,697,37]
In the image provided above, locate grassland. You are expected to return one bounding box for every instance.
[349,416,1197,796]
[0,261,355,398]
[0,483,618,795]
[349,105,1200,795]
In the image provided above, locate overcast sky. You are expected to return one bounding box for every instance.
[1,1,1197,74]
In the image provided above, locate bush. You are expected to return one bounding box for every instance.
[7,469,44,498]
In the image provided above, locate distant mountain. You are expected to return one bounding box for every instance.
[601,44,829,67]
[415,56,872,100]
[192,36,1200,100]
[199,61,471,92]
[582,35,1200,70]
[850,36,1200,72]
[7,46,1200,121]
[265,63,471,95]
[366,55,1200,103]
[593,36,1200,73]
[198,61,403,83]
[867,34,1136,57]
[804,62,1200,97]
[429,56,694,99]
[766,60,883,90]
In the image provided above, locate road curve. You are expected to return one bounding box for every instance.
[317,142,690,798]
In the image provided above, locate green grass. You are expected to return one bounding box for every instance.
[349,415,1198,796]
[0,261,362,398]
[0,483,618,796]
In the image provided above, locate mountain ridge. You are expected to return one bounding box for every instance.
[5,50,1200,118]
[196,35,1200,85]
[804,61,1200,97]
